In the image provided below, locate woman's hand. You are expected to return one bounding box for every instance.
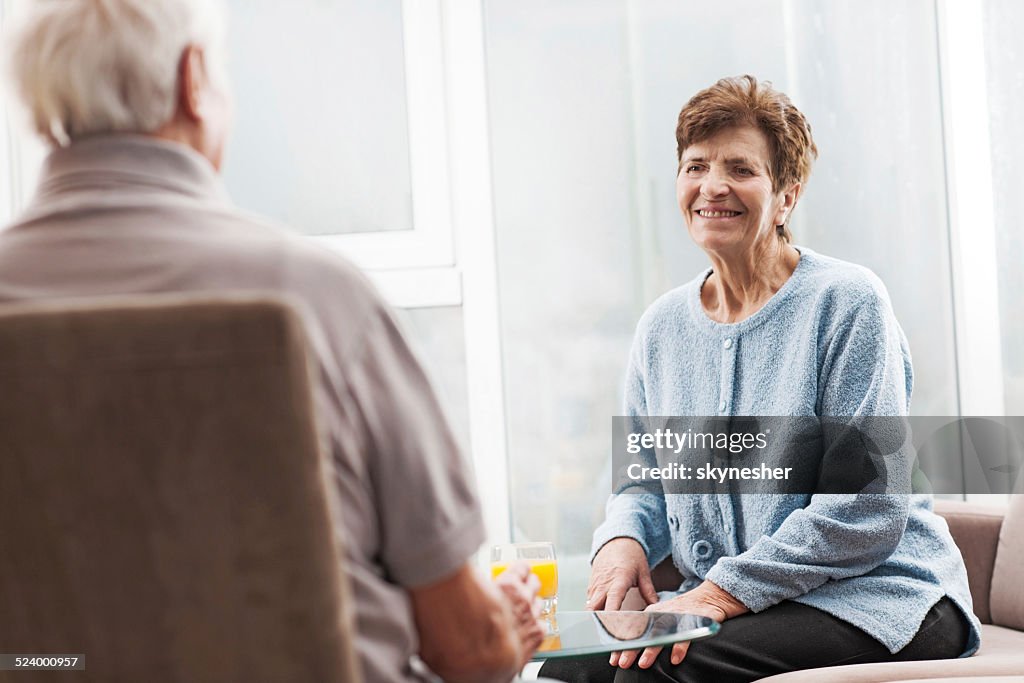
[586,537,659,611]
[611,580,748,670]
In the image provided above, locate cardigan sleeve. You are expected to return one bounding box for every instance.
[589,335,673,567]
[705,288,916,611]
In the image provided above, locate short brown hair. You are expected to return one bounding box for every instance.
[676,75,817,241]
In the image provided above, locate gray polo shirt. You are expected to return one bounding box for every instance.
[0,134,486,682]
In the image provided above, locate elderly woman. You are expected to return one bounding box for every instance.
[540,76,979,683]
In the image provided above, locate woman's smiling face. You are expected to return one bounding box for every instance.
[677,125,797,257]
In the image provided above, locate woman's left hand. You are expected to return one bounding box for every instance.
[610,580,749,670]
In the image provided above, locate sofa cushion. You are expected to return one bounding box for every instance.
[890,678,1024,682]
[934,499,1005,624]
[755,624,1024,682]
[990,494,1024,630]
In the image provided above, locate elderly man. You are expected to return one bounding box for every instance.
[0,1,543,681]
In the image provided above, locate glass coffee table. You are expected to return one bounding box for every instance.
[531,611,719,661]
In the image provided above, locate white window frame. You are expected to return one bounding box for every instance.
[0,0,512,537]
[936,0,1009,503]
[350,0,512,543]
[327,0,512,540]
[937,0,1005,418]
[0,0,8,220]
[1,0,15,221]
[312,0,464,309]
[341,0,512,542]
[1,0,43,224]
[442,0,511,545]
[8,0,1010,519]
[314,0,456,271]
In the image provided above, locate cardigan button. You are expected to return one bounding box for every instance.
[723,338,733,349]
[692,540,713,560]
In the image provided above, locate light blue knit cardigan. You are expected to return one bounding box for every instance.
[592,246,981,655]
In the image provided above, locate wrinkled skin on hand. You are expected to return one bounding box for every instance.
[611,581,747,671]
[588,538,747,672]
[586,537,659,611]
[494,561,546,666]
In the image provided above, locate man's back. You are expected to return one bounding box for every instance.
[0,135,487,682]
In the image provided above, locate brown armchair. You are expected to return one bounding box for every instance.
[626,498,1024,681]
[0,295,360,683]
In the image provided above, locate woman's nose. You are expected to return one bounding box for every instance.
[700,170,730,199]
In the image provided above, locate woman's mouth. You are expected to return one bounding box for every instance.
[696,209,743,218]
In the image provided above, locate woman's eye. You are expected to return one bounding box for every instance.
[736,168,754,176]
[686,165,703,173]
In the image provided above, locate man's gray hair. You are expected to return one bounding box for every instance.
[4,0,227,146]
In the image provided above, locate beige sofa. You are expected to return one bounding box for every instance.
[635,498,1024,681]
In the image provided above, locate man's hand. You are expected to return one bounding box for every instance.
[411,561,544,683]
[494,561,546,666]
[586,537,659,611]
[610,580,748,670]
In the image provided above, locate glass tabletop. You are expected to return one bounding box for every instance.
[531,611,720,661]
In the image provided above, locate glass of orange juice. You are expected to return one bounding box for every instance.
[490,542,558,623]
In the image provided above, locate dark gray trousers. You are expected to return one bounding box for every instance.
[538,597,969,683]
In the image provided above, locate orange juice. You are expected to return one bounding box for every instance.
[491,560,559,599]
[539,633,562,652]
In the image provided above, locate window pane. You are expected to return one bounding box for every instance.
[395,307,472,457]
[776,1,958,415]
[486,0,645,611]
[484,0,957,607]
[222,0,413,235]
[623,0,957,414]
[983,0,1024,414]
[0,1,7,222]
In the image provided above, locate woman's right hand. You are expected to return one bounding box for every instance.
[585,537,659,611]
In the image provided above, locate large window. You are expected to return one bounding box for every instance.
[223,0,460,288]
[984,0,1024,415]
[223,0,413,236]
[0,0,47,223]
[482,0,1012,606]
[1,0,1019,607]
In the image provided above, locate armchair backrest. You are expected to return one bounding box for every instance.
[0,295,359,683]
[990,494,1024,630]
[933,498,1004,624]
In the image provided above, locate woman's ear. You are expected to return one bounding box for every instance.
[775,182,801,226]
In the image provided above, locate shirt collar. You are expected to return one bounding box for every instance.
[31,134,230,206]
